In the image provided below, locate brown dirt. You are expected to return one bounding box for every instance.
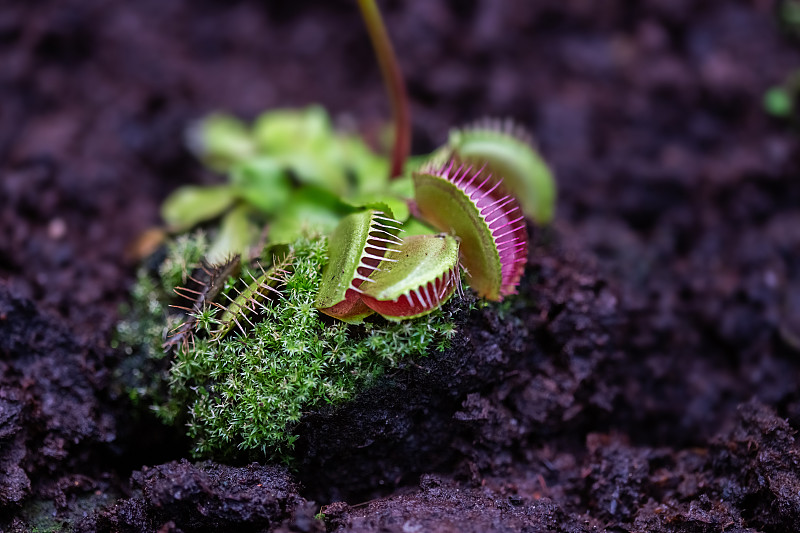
[2,1,800,532]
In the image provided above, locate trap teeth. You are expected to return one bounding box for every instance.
[315,210,403,323]
[445,119,556,224]
[359,234,461,321]
[413,161,528,301]
[212,257,291,340]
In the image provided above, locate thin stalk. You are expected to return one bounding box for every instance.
[357,0,411,179]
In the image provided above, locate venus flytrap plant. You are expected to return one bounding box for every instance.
[118,0,558,459]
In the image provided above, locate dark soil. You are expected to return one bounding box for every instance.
[1,1,799,531]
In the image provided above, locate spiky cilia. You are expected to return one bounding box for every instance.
[445,118,556,225]
[413,160,528,301]
[360,234,461,320]
[212,256,291,339]
[314,209,403,323]
[165,255,240,350]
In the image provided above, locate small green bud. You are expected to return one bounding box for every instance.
[764,87,794,117]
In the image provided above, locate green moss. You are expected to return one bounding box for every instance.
[118,233,458,461]
[18,489,117,533]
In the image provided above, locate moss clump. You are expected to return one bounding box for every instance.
[117,233,459,460]
[114,233,210,408]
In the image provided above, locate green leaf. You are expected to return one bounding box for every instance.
[161,185,236,231]
[207,205,258,264]
[338,136,390,194]
[252,107,352,195]
[269,187,351,245]
[279,152,350,195]
[230,157,291,215]
[764,87,793,117]
[188,114,256,172]
[387,174,414,199]
[253,106,332,154]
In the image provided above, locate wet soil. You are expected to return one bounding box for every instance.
[2,1,800,531]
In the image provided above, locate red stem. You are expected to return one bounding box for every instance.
[357,0,411,179]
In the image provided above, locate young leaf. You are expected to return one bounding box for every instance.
[214,262,288,339]
[447,119,556,224]
[414,162,528,301]
[229,156,291,215]
[161,185,235,231]
[360,234,460,320]
[338,135,390,194]
[206,205,258,265]
[315,209,403,323]
[252,105,332,154]
[253,106,349,195]
[186,113,256,172]
[268,187,351,245]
